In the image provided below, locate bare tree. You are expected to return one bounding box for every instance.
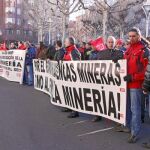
[107,0,145,38]
[23,0,63,43]
[80,0,146,39]
[47,0,83,43]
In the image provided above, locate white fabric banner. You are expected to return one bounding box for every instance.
[0,50,26,84]
[33,59,127,125]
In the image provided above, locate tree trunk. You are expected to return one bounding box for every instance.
[62,14,66,45]
[119,24,124,39]
[102,10,108,41]
[38,27,43,43]
[120,29,124,39]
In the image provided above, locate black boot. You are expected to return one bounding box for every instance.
[142,142,150,149]
[92,116,102,122]
[128,135,138,144]
[68,111,79,118]
[61,108,72,112]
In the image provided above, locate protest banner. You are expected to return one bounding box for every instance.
[33,59,127,125]
[0,50,26,84]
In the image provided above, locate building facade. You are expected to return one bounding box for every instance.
[0,0,37,43]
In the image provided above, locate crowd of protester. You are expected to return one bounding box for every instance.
[0,27,150,148]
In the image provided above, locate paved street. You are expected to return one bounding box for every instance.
[0,78,149,150]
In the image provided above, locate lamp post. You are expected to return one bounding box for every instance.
[48,18,53,45]
[0,29,2,42]
[143,1,150,37]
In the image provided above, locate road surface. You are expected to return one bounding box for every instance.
[0,78,149,150]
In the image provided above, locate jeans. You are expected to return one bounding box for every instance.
[141,93,147,121]
[24,64,34,85]
[126,89,142,136]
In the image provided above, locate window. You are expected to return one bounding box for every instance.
[16,30,21,35]
[28,20,32,25]
[17,8,21,15]
[29,31,32,36]
[5,17,15,24]
[28,0,34,6]
[6,0,12,7]
[5,7,15,14]
[17,19,21,25]
[6,29,14,35]
[17,0,21,5]
[24,30,29,36]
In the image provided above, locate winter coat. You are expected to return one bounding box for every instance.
[18,44,26,50]
[89,50,99,60]
[45,45,56,60]
[97,48,123,60]
[54,48,65,61]
[63,45,81,61]
[143,56,150,91]
[36,46,47,59]
[124,41,148,89]
[25,46,37,65]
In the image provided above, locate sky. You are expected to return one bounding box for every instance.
[69,0,117,21]
[70,10,85,20]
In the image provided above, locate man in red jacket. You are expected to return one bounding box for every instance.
[63,37,81,118]
[122,28,149,143]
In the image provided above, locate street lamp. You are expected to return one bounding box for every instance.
[0,30,2,36]
[48,18,52,45]
[0,29,2,42]
[143,1,150,37]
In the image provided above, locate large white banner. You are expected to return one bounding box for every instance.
[0,50,26,84]
[33,59,127,125]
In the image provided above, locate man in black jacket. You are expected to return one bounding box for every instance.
[142,56,150,149]
[97,36,123,62]
[54,40,65,61]
[93,36,123,122]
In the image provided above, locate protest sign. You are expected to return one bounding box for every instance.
[33,59,127,125]
[0,50,26,84]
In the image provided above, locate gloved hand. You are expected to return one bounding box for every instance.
[143,48,150,58]
[143,88,148,95]
[112,57,118,63]
[124,74,133,82]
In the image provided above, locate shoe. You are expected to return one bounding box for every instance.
[92,116,102,122]
[142,142,150,149]
[115,126,124,132]
[115,126,130,133]
[142,119,145,123]
[68,111,79,118]
[128,135,138,143]
[61,108,72,112]
[123,127,131,133]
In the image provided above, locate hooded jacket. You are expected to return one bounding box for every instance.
[124,41,148,89]
[63,45,81,61]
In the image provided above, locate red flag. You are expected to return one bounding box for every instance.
[91,37,106,51]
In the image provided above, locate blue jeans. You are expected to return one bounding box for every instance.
[126,89,142,136]
[24,64,34,85]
